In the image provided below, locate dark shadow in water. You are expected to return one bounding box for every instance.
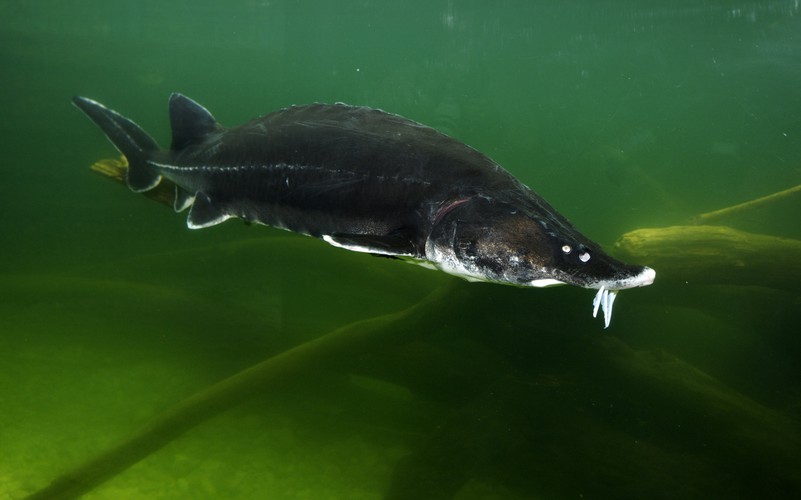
[6,223,801,500]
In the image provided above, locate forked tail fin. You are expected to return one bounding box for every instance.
[72,96,162,192]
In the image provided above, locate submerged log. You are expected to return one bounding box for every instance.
[615,225,801,293]
[692,183,801,224]
[25,285,455,500]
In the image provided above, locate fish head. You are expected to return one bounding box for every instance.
[425,196,655,291]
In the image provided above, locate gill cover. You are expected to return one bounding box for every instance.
[425,196,655,328]
[425,197,558,286]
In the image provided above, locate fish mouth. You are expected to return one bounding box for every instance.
[591,266,655,329]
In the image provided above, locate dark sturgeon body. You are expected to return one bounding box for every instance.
[73,93,654,327]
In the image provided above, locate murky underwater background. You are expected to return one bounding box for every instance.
[1,1,800,498]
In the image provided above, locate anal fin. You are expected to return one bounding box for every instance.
[186,192,233,229]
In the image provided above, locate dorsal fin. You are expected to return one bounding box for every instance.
[168,93,219,150]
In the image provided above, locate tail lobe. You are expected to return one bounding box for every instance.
[72,96,162,192]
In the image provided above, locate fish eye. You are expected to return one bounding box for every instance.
[561,244,572,254]
[579,251,591,263]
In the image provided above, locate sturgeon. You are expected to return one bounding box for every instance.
[73,94,655,328]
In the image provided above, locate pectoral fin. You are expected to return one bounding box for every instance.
[322,232,418,256]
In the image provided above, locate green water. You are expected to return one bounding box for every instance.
[1,1,800,498]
